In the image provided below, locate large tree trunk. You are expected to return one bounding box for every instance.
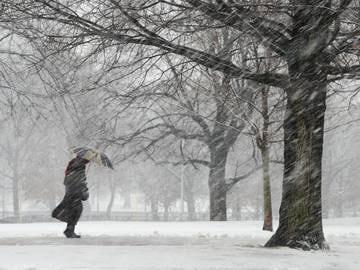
[260,86,273,231]
[266,64,327,250]
[208,146,228,221]
[207,71,234,221]
[261,146,273,231]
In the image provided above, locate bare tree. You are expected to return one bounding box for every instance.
[6,0,360,249]
[110,48,257,221]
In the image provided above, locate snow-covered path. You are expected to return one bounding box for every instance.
[0,219,359,269]
[1,243,359,270]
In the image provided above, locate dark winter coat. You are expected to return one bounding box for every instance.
[64,157,89,199]
[52,157,89,225]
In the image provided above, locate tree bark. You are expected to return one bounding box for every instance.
[260,86,273,231]
[266,63,327,250]
[261,146,273,231]
[209,146,228,221]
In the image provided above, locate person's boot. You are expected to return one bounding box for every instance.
[64,224,81,238]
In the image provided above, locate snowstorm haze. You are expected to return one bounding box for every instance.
[0,75,359,221]
[0,1,359,224]
[0,1,360,268]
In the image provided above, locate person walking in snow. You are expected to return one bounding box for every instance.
[52,156,90,238]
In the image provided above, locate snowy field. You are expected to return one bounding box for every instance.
[0,218,360,270]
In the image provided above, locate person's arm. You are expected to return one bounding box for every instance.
[81,190,89,201]
[81,183,89,201]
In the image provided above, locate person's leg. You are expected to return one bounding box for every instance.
[64,200,83,238]
[64,223,79,238]
[52,197,67,222]
[73,200,83,225]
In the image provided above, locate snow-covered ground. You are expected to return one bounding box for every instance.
[0,218,359,269]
